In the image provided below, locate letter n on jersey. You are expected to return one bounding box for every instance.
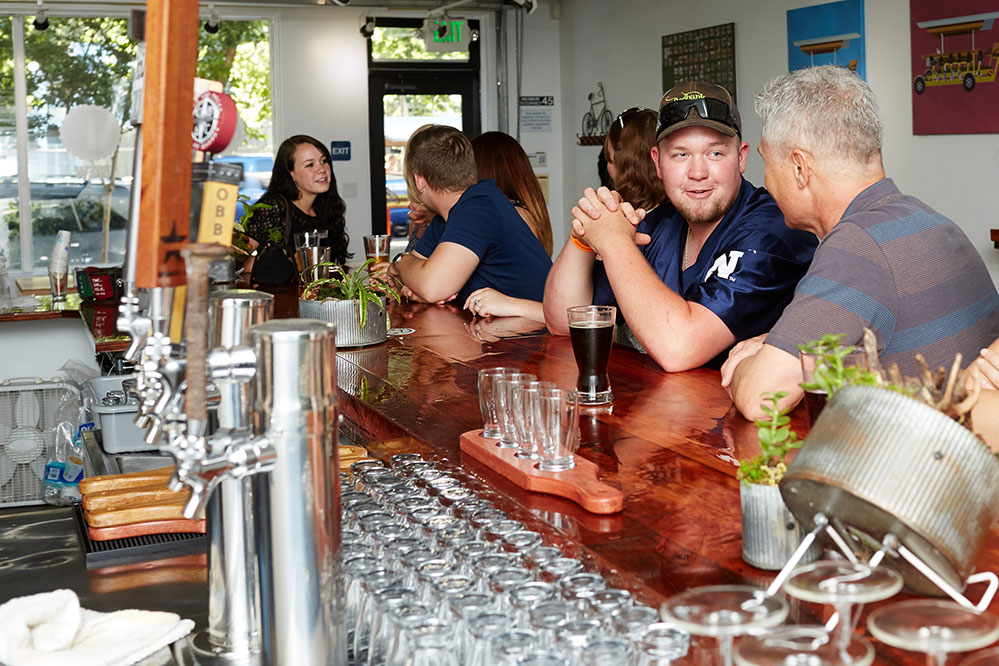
[705,251,744,282]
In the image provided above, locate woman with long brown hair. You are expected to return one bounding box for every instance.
[603,107,664,211]
[472,131,553,255]
[453,131,552,323]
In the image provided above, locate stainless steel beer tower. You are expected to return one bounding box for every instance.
[248,320,345,666]
[191,289,273,663]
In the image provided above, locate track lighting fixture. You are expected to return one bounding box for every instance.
[360,17,375,39]
[204,4,220,35]
[33,0,49,31]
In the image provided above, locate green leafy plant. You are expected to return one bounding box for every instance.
[797,333,870,397]
[738,391,802,486]
[231,195,271,256]
[300,258,401,327]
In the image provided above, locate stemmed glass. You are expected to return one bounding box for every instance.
[659,584,789,666]
[783,561,903,651]
[734,625,874,666]
[867,600,999,665]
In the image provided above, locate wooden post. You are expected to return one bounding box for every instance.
[135,0,199,289]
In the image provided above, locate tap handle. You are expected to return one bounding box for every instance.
[181,244,229,424]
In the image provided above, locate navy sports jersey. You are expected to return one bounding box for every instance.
[592,178,817,366]
[414,179,552,303]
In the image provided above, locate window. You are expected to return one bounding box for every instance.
[1,13,273,274]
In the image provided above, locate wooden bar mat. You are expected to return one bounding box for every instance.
[459,429,624,514]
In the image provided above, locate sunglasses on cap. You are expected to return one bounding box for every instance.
[656,97,739,135]
[615,106,651,129]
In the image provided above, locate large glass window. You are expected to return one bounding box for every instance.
[1,13,272,274]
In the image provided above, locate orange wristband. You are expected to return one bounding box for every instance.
[571,235,593,252]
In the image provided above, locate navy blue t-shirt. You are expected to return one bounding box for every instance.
[414,180,552,303]
[592,178,817,359]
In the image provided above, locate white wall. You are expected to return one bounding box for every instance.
[549,0,999,285]
[267,6,499,262]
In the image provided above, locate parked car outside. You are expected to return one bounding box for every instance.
[215,154,273,222]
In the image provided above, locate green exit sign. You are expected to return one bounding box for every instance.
[423,18,470,52]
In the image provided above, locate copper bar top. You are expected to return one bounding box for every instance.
[335,300,999,663]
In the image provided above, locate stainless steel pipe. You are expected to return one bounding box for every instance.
[249,319,345,666]
[192,290,273,663]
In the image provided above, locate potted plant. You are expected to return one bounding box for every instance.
[780,329,999,594]
[298,258,401,348]
[738,391,821,570]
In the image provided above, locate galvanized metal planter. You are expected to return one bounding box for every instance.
[741,481,821,570]
[781,385,999,594]
[297,298,387,348]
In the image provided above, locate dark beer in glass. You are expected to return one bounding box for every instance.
[567,305,616,405]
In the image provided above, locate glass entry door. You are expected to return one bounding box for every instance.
[367,18,480,239]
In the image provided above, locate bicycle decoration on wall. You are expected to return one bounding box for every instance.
[578,81,613,145]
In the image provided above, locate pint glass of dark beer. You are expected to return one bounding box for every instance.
[567,305,616,405]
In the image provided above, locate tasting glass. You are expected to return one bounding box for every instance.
[400,617,459,666]
[484,518,525,543]
[734,625,873,666]
[501,530,543,561]
[536,388,580,472]
[364,586,418,666]
[554,618,603,663]
[471,552,519,593]
[636,622,690,665]
[448,593,496,662]
[390,452,424,468]
[611,605,660,644]
[352,572,405,662]
[495,373,537,448]
[587,589,633,629]
[383,601,435,666]
[540,557,585,584]
[488,566,535,606]
[491,628,540,665]
[467,612,512,666]
[454,540,499,565]
[478,367,517,438]
[530,600,577,649]
[659,584,789,666]
[566,305,616,405]
[866,599,999,666]
[513,381,554,459]
[560,572,606,610]
[509,581,557,627]
[519,651,568,666]
[581,637,634,665]
[524,545,564,570]
[799,348,865,427]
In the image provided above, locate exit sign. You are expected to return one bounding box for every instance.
[422,18,471,52]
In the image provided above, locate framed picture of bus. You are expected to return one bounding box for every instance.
[910,0,999,134]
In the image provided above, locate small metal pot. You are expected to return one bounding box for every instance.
[781,385,999,594]
[741,481,821,570]
[297,298,387,348]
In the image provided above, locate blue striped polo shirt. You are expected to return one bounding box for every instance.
[766,179,999,375]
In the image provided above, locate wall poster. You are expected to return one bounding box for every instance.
[787,0,866,79]
[661,23,736,99]
[910,0,999,135]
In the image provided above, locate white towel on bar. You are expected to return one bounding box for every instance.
[0,589,194,666]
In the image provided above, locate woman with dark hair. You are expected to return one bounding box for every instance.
[242,135,350,285]
[457,131,552,323]
[603,107,664,211]
[472,131,553,256]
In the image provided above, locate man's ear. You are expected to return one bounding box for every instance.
[650,145,664,181]
[414,173,428,194]
[790,148,810,190]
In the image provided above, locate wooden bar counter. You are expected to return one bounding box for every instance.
[334,300,999,664]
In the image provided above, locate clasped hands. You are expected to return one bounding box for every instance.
[571,186,651,255]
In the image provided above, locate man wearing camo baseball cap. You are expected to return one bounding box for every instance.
[543,80,817,372]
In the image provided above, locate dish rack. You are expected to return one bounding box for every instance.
[0,377,80,507]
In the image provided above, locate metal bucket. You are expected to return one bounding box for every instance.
[298,298,387,348]
[780,385,999,594]
[741,481,821,570]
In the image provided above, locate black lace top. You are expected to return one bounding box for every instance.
[245,193,349,265]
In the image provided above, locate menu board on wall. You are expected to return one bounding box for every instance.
[661,23,737,99]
